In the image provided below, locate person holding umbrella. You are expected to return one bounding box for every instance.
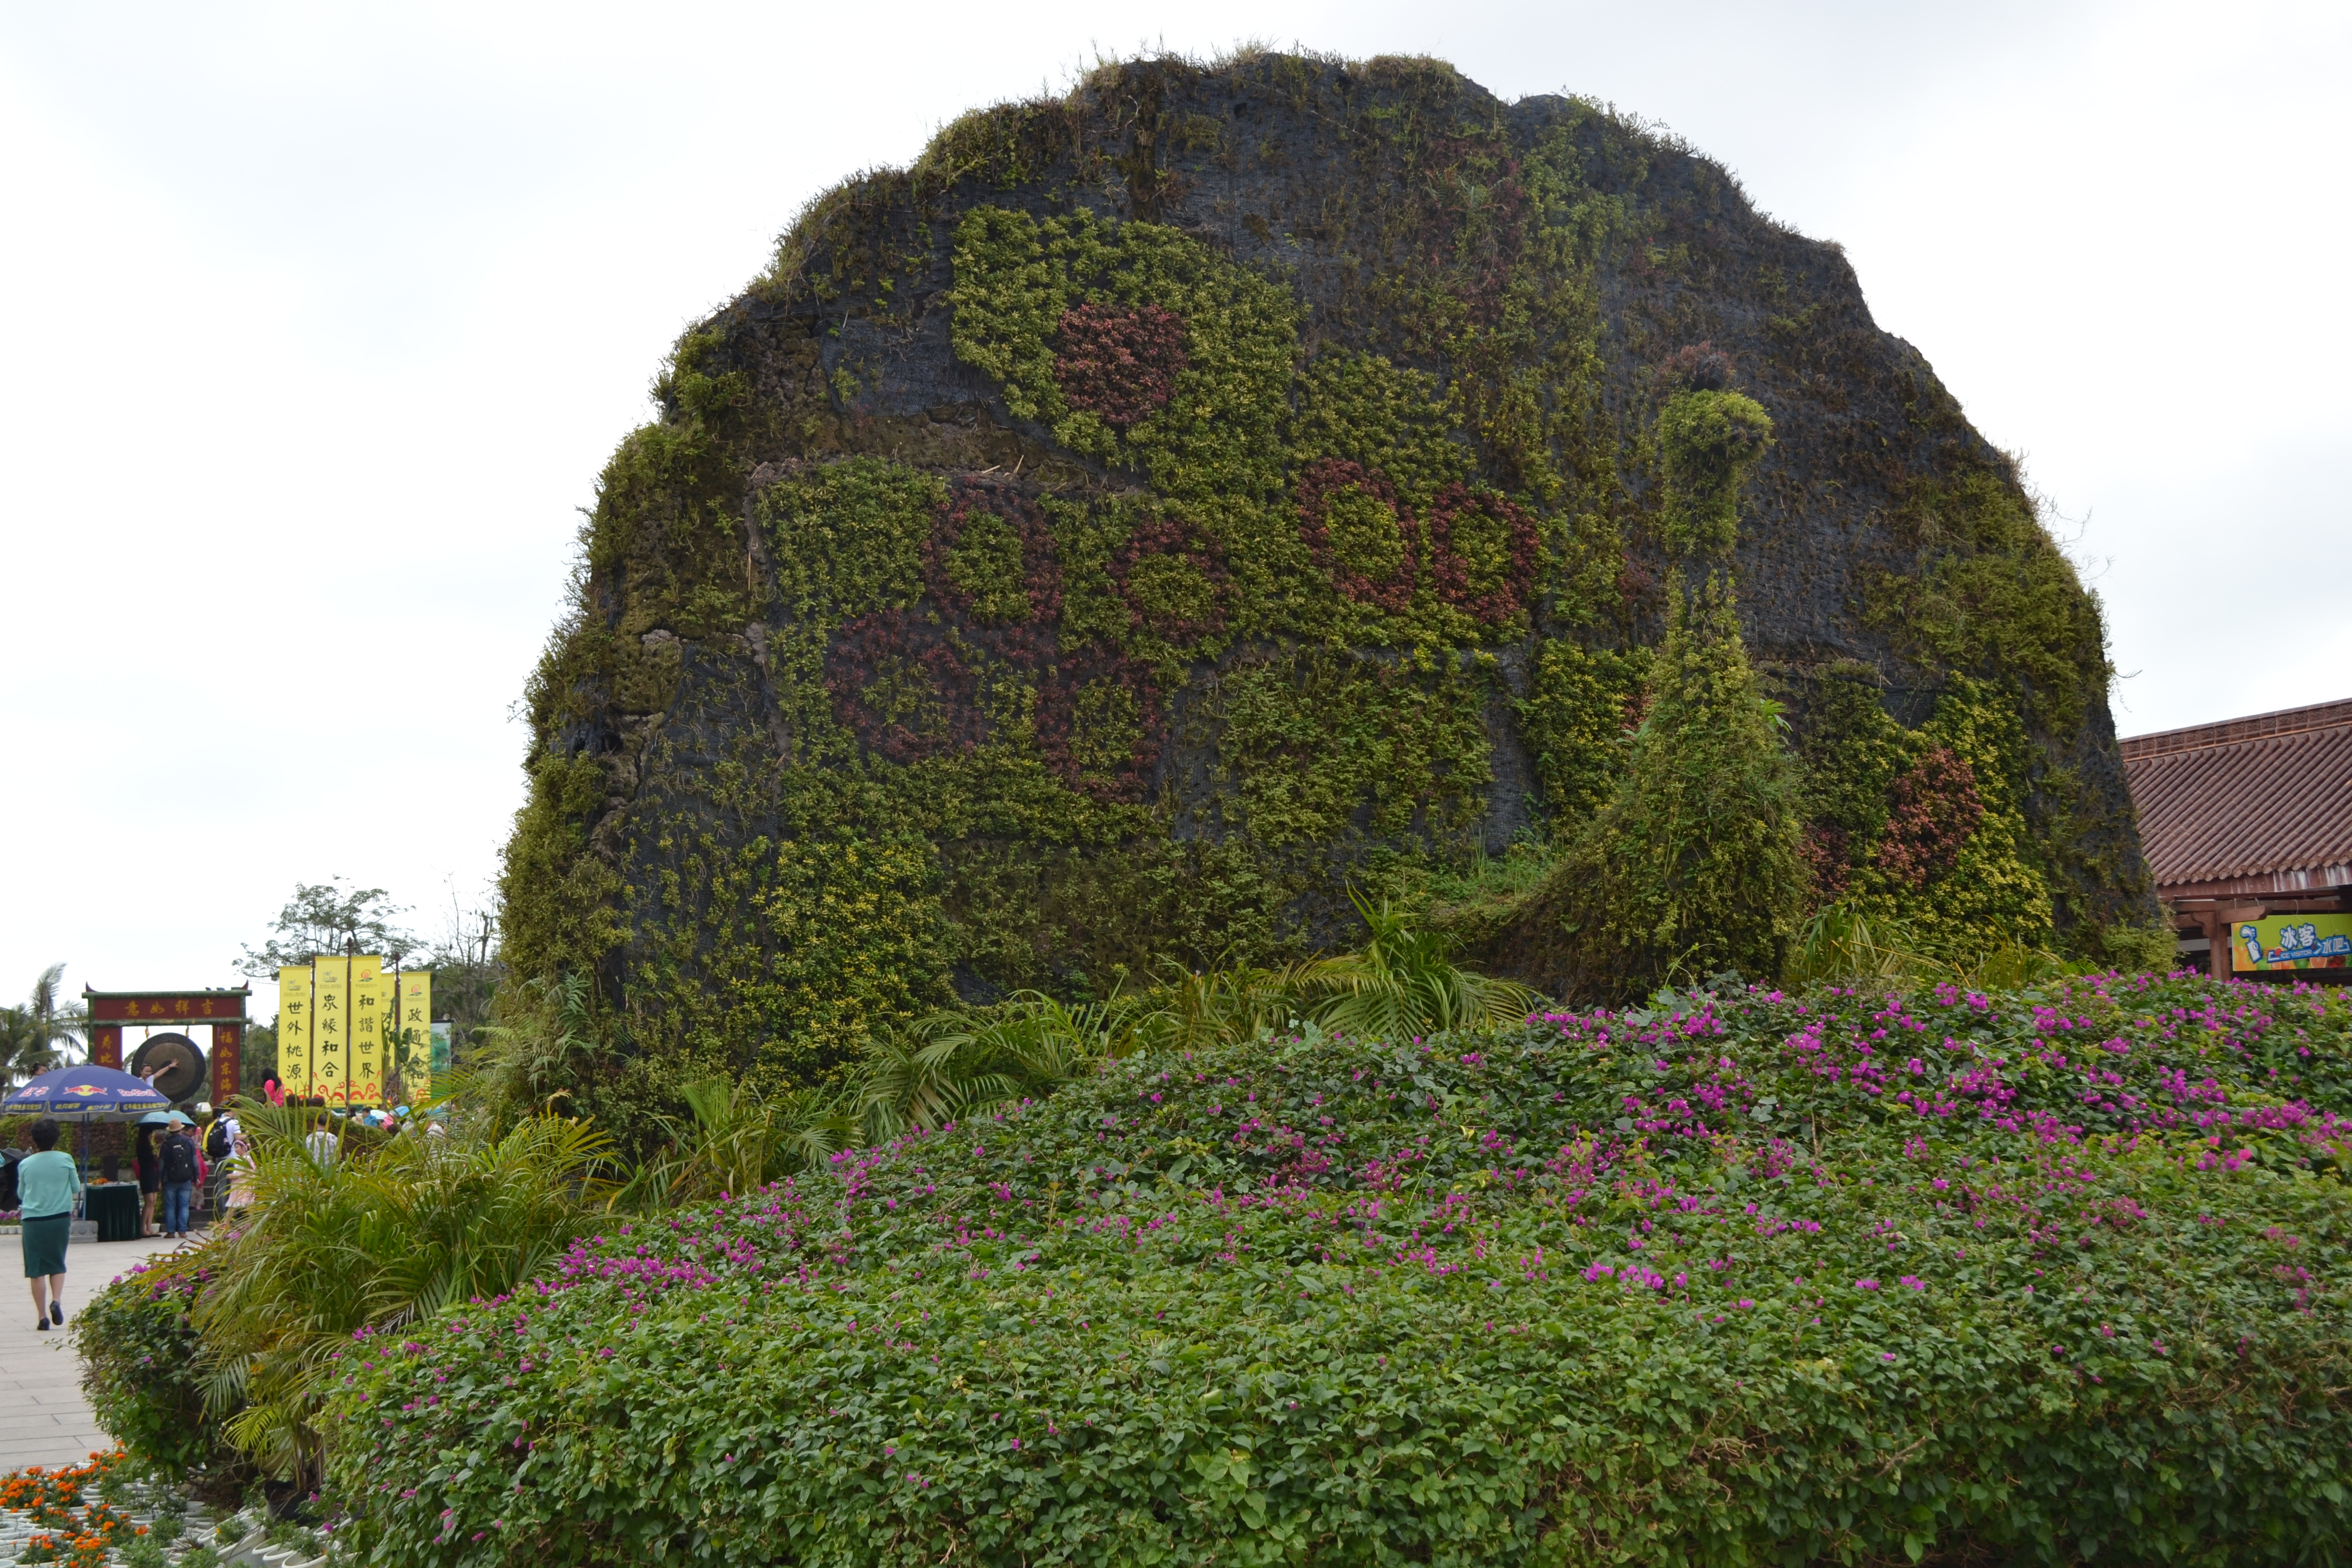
[18,1118,81,1330]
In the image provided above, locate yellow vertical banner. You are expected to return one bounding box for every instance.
[276,966,314,1100]
[351,954,389,1106]
[314,954,349,1106]
[395,970,432,1104]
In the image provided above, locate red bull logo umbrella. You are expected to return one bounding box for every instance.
[2,1065,174,1120]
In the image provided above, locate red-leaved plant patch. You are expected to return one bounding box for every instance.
[1802,823,1853,899]
[1053,303,1187,428]
[1660,340,1735,392]
[1295,458,1419,611]
[824,610,986,764]
[1427,483,1540,625]
[1110,514,1229,644]
[1877,745,1984,887]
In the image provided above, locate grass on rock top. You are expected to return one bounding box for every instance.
[330,971,2352,1567]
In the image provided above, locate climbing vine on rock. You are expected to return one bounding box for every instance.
[1106,513,1228,646]
[1427,482,1540,625]
[1517,641,1650,825]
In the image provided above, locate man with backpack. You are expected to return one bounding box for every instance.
[159,1115,202,1239]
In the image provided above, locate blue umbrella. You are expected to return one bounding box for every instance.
[3,1065,174,1121]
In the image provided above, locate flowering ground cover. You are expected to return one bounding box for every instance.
[329,973,2352,1565]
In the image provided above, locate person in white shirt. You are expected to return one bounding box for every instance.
[303,1114,339,1168]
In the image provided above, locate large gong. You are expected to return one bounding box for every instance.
[128,1032,208,1104]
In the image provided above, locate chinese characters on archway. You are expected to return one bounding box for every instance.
[276,957,432,1106]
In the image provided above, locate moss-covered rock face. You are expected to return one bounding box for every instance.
[502,52,2155,1087]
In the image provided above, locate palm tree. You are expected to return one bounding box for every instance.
[622,1076,856,1209]
[0,966,82,1083]
[1128,958,1308,1053]
[27,963,83,1068]
[0,1007,47,1084]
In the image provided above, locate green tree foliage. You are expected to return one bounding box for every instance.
[237,881,418,973]
[423,891,504,1056]
[237,1021,278,1096]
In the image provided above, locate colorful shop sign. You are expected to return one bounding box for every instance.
[2234,914,2352,972]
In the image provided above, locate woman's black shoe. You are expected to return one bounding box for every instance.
[36,1317,48,1331]
[50,1303,64,1325]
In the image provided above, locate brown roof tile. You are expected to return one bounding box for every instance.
[2121,698,2352,895]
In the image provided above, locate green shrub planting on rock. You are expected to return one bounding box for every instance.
[497,52,2160,1107]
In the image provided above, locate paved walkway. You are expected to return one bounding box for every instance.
[0,1232,185,1472]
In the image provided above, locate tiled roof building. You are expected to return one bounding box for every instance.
[2120,697,2352,977]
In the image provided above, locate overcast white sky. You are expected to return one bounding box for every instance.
[1,0,2344,1016]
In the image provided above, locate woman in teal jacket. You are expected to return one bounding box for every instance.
[18,1118,82,1331]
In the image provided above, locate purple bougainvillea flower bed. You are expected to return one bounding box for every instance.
[328,970,2352,1565]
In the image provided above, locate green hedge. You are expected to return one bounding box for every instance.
[74,1247,240,1483]
[328,974,2351,1564]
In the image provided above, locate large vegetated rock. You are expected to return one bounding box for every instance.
[502,51,2155,1091]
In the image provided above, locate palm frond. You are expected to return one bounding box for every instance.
[1783,902,1948,986]
[1290,891,1536,1040]
[622,1077,855,1209]
[859,991,1137,1135]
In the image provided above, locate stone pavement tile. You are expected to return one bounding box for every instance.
[0,1233,192,1472]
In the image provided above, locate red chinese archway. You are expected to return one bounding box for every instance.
[83,986,251,1104]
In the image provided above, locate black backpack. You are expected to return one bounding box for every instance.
[205,1119,230,1160]
[162,1134,199,1184]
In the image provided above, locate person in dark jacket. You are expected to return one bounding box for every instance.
[134,1121,163,1237]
